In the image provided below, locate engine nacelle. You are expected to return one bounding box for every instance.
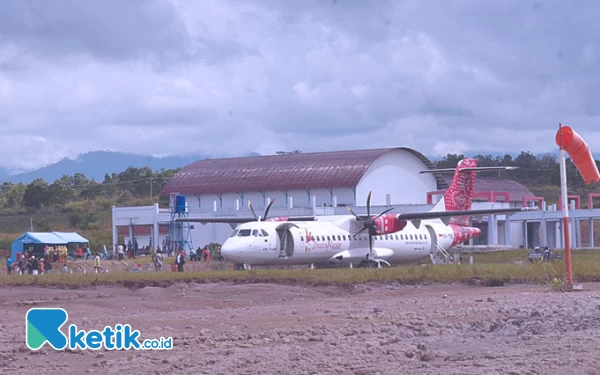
[373,214,407,234]
[449,224,481,247]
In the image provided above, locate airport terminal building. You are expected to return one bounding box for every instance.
[111,147,600,254]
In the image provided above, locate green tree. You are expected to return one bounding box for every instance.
[23,179,50,209]
[3,183,26,208]
[49,175,76,205]
[435,154,465,169]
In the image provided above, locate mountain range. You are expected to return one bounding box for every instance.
[0,149,571,184]
[0,151,260,184]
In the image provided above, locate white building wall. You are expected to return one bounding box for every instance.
[330,188,355,206]
[187,188,356,213]
[287,189,312,206]
[356,149,437,206]
[510,221,524,248]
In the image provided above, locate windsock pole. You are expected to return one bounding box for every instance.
[558,124,573,286]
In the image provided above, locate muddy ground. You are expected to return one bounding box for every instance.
[1,280,600,375]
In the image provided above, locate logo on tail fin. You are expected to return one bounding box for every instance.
[437,159,477,226]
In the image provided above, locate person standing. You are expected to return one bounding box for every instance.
[175,251,185,272]
[6,257,12,275]
[93,253,101,273]
[31,256,39,275]
[117,243,124,260]
[153,251,164,272]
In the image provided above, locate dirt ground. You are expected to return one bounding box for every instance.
[2,280,600,375]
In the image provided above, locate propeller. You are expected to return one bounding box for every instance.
[347,191,394,258]
[248,198,276,221]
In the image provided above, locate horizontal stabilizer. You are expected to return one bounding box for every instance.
[354,207,536,222]
[420,166,519,174]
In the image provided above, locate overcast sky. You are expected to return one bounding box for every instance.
[0,0,599,170]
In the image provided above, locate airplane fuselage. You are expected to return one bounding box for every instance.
[220,215,459,266]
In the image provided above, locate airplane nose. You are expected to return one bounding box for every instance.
[220,239,237,261]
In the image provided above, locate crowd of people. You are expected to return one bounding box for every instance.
[4,243,223,275]
[4,246,104,275]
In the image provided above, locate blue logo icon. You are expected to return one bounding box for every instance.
[26,308,69,350]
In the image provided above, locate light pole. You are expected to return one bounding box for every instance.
[150,179,160,201]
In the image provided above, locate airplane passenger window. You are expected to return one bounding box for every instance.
[300,236,304,242]
[261,229,269,236]
[337,235,341,241]
[342,235,346,241]
[385,235,389,240]
[410,234,413,240]
[327,236,331,241]
[395,235,399,240]
[400,235,404,240]
[237,229,252,237]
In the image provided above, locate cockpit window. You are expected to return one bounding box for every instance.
[230,230,239,237]
[237,229,252,237]
[261,229,269,237]
[252,229,261,237]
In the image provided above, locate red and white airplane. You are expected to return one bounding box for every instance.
[179,159,534,268]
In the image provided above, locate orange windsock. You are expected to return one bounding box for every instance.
[555,125,600,184]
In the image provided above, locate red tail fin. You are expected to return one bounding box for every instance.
[431,158,478,226]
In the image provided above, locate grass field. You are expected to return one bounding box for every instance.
[2,249,599,288]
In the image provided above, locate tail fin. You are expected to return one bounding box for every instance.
[431,159,477,226]
[420,160,518,226]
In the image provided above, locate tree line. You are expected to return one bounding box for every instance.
[0,167,180,211]
[0,151,598,212]
[435,151,600,188]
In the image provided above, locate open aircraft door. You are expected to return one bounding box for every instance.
[425,225,438,255]
[276,223,298,258]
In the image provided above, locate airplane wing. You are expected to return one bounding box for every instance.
[355,207,537,221]
[175,217,255,223]
[174,216,316,223]
[175,208,535,224]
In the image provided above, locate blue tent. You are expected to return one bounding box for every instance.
[11,232,89,261]
[52,232,89,243]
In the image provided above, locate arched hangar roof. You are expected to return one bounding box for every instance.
[160,147,448,196]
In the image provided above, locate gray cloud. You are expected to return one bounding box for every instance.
[0,0,189,61]
[0,0,599,170]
